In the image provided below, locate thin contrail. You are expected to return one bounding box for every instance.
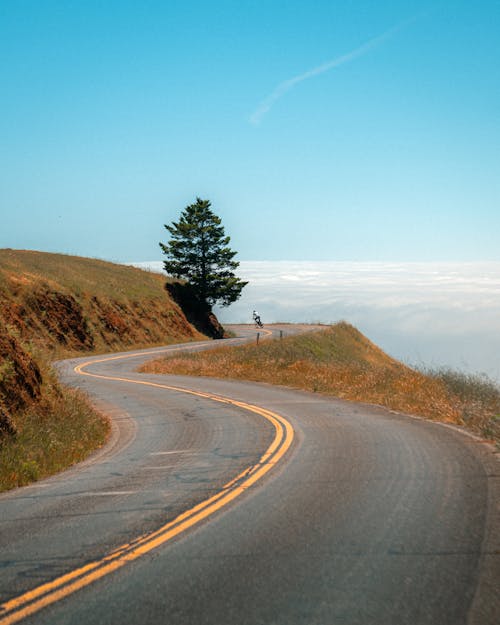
[249,20,413,125]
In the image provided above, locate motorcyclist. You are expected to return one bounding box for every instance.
[252,310,263,327]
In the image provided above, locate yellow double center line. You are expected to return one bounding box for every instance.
[0,345,294,624]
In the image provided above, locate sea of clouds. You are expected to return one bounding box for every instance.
[132,261,500,383]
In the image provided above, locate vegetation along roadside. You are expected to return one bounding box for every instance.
[1,199,248,492]
[141,322,500,446]
[0,249,208,492]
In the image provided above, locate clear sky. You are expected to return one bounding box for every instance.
[1,1,499,262]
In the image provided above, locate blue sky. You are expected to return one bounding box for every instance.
[1,1,499,262]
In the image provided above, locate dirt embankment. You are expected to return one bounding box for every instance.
[0,250,207,443]
[1,281,201,354]
[0,332,42,437]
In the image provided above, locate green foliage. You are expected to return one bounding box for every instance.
[160,198,248,307]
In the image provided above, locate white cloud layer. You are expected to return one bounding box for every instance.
[132,261,500,383]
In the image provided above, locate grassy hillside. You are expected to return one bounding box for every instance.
[142,322,500,445]
[0,249,204,354]
[0,249,206,491]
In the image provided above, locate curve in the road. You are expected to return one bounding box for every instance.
[1,326,497,625]
[0,344,293,625]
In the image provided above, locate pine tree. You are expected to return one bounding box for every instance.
[160,198,248,308]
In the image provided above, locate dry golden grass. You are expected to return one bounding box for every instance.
[0,248,169,300]
[0,249,205,356]
[143,323,500,444]
[0,355,109,492]
[0,249,205,491]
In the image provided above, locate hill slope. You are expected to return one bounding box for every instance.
[0,249,204,354]
[0,249,206,490]
[143,323,500,444]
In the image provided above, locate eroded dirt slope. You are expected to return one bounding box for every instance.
[0,249,205,439]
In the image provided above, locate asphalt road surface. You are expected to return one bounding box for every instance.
[0,325,498,625]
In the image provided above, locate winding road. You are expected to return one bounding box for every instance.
[0,326,498,624]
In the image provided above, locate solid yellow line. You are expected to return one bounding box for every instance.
[0,346,294,625]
